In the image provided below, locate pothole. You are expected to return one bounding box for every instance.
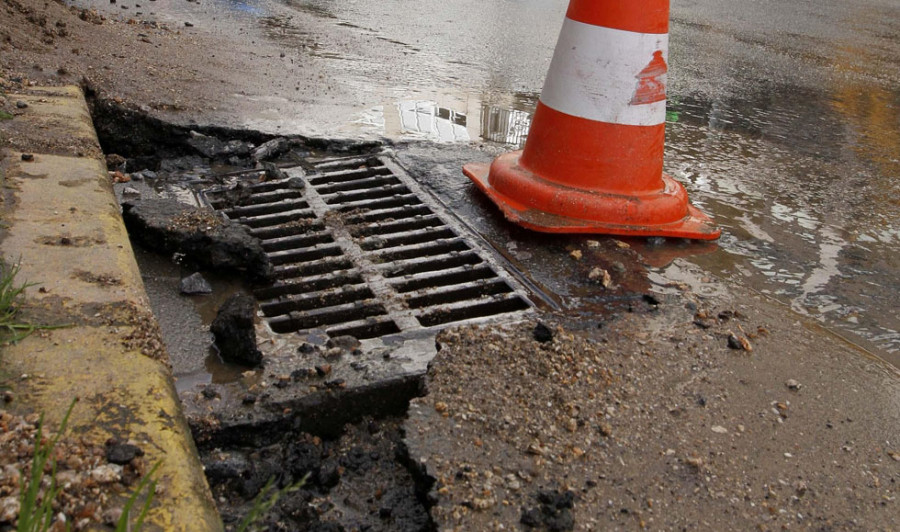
[90,99,533,530]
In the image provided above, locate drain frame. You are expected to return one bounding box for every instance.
[200,151,534,343]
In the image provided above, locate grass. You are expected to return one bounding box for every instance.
[116,461,161,532]
[0,110,13,120]
[0,261,67,344]
[0,261,39,343]
[16,400,75,532]
[16,399,162,532]
[236,474,309,532]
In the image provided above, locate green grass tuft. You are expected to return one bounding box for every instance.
[17,399,76,532]
[0,261,69,344]
[116,461,161,532]
[17,399,160,532]
[0,261,39,343]
[236,474,309,532]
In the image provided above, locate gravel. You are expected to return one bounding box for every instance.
[0,409,151,530]
[405,285,900,530]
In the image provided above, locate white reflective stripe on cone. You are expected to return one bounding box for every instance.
[539,19,669,127]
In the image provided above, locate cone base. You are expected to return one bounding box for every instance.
[464,153,721,240]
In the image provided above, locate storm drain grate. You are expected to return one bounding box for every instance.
[201,154,531,341]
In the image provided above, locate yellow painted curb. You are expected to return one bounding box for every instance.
[1,86,222,531]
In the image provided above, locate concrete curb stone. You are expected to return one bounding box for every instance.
[0,86,222,531]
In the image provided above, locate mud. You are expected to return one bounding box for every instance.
[204,417,431,532]
[91,109,441,527]
[121,198,274,281]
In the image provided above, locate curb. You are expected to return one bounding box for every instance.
[0,86,222,531]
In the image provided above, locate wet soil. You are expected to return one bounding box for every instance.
[406,285,900,530]
[0,0,317,133]
[203,417,431,532]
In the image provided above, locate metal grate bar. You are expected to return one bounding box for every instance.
[236,209,316,228]
[378,252,483,278]
[204,179,292,198]
[250,221,327,240]
[223,199,310,218]
[208,188,303,209]
[268,245,344,266]
[325,317,401,340]
[405,279,515,310]
[259,284,374,316]
[348,215,443,238]
[313,175,401,195]
[332,193,420,213]
[306,165,391,185]
[389,264,497,293]
[320,184,411,205]
[254,271,364,300]
[274,257,355,280]
[261,232,334,252]
[343,205,433,225]
[368,238,470,262]
[267,301,388,333]
[357,227,457,251]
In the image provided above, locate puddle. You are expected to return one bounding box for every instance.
[370,82,899,367]
[666,82,900,364]
[134,244,249,393]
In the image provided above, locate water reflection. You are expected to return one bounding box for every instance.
[395,101,471,142]
[221,0,264,16]
[355,91,535,146]
[480,105,531,146]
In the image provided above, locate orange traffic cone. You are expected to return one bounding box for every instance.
[464,0,720,240]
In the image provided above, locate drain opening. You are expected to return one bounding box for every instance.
[268,302,390,334]
[200,153,533,342]
[381,252,484,277]
[274,257,355,279]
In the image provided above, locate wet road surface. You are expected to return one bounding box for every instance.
[83,0,899,365]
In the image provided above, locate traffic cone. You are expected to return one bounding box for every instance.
[464,0,720,240]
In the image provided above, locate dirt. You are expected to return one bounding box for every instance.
[405,282,900,530]
[0,0,327,139]
[203,417,430,531]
